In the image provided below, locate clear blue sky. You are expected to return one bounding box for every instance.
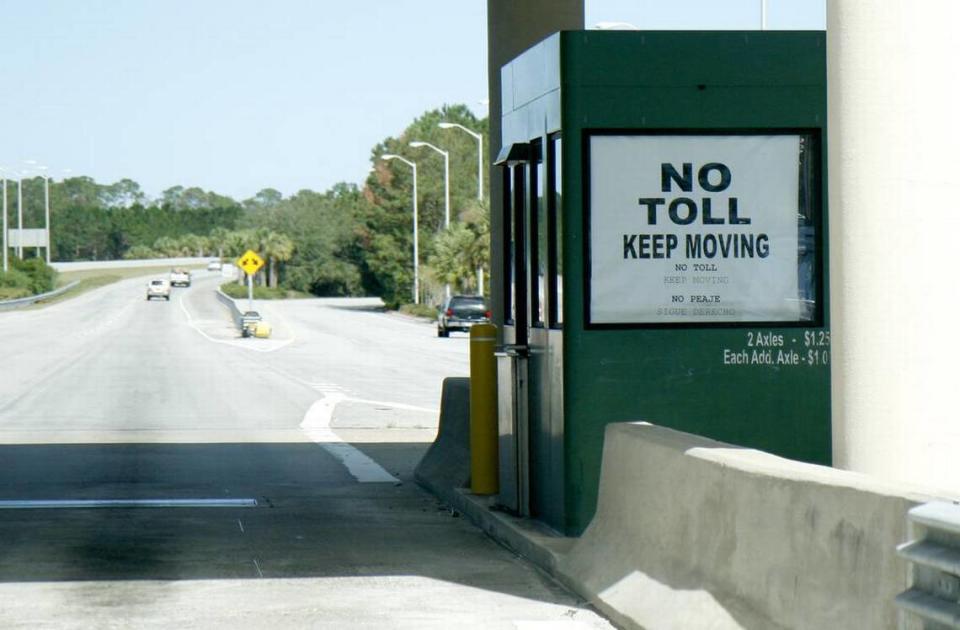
[0,1,824,202]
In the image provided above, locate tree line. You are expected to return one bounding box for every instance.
[2,103,489,307]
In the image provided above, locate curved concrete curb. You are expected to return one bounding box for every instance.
[414,377,471,499]
[556,423,935,630]
[0,281,81,310]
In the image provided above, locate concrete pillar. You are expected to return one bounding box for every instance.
[828,1,960,491]
[486,0,583,333]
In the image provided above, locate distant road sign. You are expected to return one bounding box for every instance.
[237,250,265,276]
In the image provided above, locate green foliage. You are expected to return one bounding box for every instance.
[0,268,33,299]
[399,303,439,319]
[5,102,490,310]
[219,282,307,300]
[13,257,57,294]
[364,103,489,305]
[428,198,490,294]
[239,184,370,296]
[0,257,58,296]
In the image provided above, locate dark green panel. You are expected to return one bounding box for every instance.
[556,31,830,534]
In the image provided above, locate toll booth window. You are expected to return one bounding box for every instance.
[529,140,546,327]
[586,131,821,326]
[548,134,563,327]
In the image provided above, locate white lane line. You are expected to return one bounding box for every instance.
[253,558,264,578]
[305,382,437,414]
[179,293,294,353]
[0,498,258,509]
[299,394,399,483]
[237,519,245,533]
[513,622,596,629]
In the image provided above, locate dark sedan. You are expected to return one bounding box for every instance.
[437,295,489,337]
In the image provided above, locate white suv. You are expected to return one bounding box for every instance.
[146,279,171,301]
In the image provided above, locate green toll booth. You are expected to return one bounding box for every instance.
[492,30,829,535]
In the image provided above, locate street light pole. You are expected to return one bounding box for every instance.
[1,173,7,272]
[409,141,450,229]
[42,173,51,264]
[16,174,23,259]
[438,122,485,294]
[438,122,483,201]
[409,140,453,299]
[381,154,420,304]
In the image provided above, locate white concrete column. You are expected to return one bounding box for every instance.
[828,1,960,492]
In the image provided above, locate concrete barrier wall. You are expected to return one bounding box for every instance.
[557,422,937,630]
[51,257,211,272]
[215,288,243,328]
[414,377,471,500]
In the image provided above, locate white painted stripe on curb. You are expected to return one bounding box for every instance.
[0,498,258,509]
[300,394,399,483]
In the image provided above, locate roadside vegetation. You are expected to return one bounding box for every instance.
[4,104,489,311]
[399,303,441,319]
[0,258,57,299]
[219,282,310,301]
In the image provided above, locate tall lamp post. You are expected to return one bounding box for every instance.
[0,168,9,272]
[381,154,420,305]
[15,171,24,259]
[438,122,485,293]
[438,122,483,201]
[26,162,51,263]
[409,141,450,229]
[410,140,451,299]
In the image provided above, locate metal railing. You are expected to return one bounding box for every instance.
[896,501,960,628]
[0,281,80,311]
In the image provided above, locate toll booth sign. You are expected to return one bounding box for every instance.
[587,132,818,326]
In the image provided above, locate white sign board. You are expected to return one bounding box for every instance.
[589,134,805,325]
[8,228,49,248]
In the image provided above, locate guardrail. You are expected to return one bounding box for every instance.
[0,281,81,311]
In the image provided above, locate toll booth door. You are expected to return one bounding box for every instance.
[496,160,530,516]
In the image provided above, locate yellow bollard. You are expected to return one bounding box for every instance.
[469,323,499,495]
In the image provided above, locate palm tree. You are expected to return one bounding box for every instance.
[153,236,180,257]
[179,233,205,257]
[208,227,229,259]
[262,231,295,288]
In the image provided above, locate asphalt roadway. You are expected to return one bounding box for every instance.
[0,271,612,629]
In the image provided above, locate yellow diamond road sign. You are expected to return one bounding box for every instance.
[237,250,265,276]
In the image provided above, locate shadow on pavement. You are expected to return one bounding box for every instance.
[0,442,571,607]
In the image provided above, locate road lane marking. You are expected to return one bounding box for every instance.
[253,558,264,578]
[179,293,295,353]
[238,519,245,533]
[513,622,597,629]
[299,394,399,483]
[0,498,258,509]
[305,381,437,414]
